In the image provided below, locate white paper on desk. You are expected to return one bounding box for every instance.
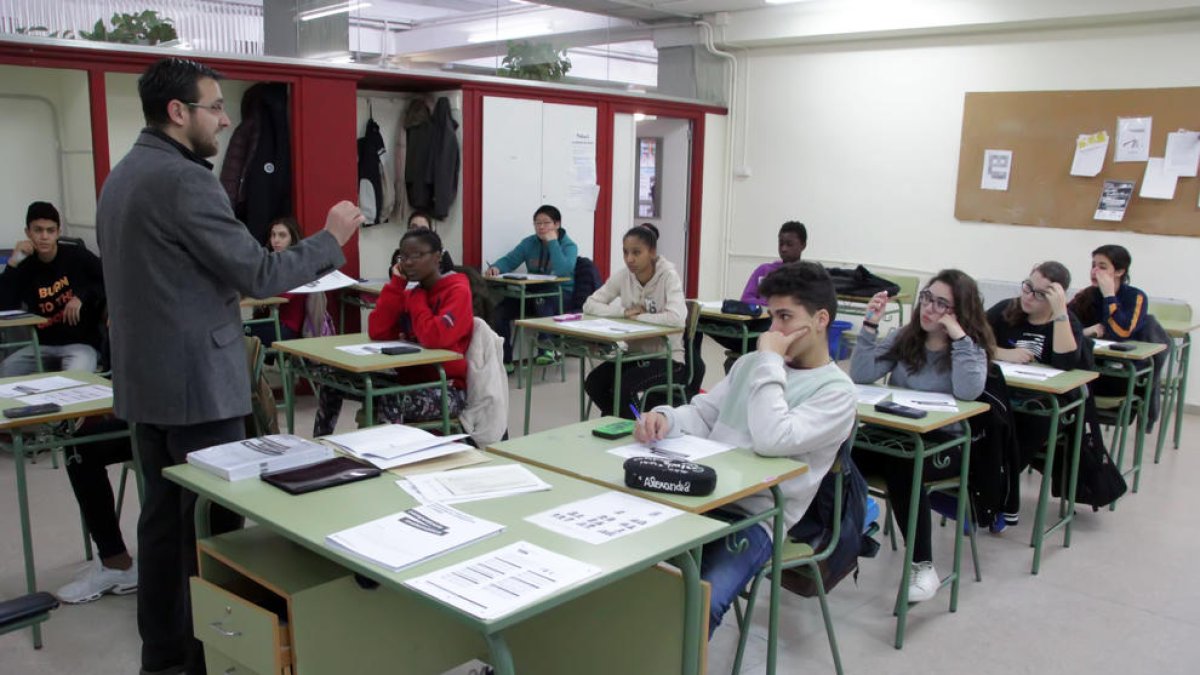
[980,149,1012,191]
[570,319,659,336]
[323,424,472,469]
[996,362,1064,382]
[334,341,421,356]
[397,464,551,504]
[289,270,358,294]
[1115,116,1151,162]
[498,273,559,282]
[699,300,724,312]
[608,435,734,463]
[854,385,892,405]
[526,491,684,545]
[0,309,32,318]
[1092,339,1117,350]
[1165,130,1200,177]
[0,375,89,398]
[327,502,504,573]
[1139,158,1177,199]
[890,391,958,412]
[17,384,112,406]
[406,541,601,620]
[1070,131,1108,177]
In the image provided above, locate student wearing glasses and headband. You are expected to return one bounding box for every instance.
[849,269,993,604]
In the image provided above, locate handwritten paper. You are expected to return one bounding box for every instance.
[981,149,1013,190]
[526,491,684,545]
[1070,131,1108,177]
[608,435,734,463]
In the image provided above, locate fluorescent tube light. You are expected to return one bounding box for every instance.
[299,2,371,22]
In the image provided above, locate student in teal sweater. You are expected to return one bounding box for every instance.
[485,204,578,365]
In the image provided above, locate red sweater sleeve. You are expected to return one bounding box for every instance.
[368,277,408,340]
[406,276,473,349]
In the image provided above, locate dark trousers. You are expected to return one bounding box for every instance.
[585,359,687,418]
[65,417,133,560]
[493,295,558,363]
[854,446,962,563]
[698,317,770,374]
[136,418,245,674]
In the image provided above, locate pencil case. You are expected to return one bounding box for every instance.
[623,456,716,497]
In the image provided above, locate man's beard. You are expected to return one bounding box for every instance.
[188,127,219,158]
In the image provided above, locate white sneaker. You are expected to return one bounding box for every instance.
[907,561,939,603]
[56,561,138,604]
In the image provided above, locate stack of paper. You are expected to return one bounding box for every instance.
[397,464,551,504]
[890,390,959,412]
[334,341,421,356]
[855,385,892,405]
[500,273,560,282]
[0,375,88,398]
[1092,339,1117,350]
[997,362,1064,381]
[187,435,333,481]
[570,319,660,336]
[326,502,504,572]
[406,541,600,619]
[323,424,473,469]
[607,435,734,462]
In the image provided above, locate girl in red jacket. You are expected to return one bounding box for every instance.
[313,229,473,435]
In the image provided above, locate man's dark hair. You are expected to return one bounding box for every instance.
[138,57,223,127]
[25,201,60,227]
[758,261,837,322]
[779,220,807,246]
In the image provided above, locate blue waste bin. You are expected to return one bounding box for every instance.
[827,320,853,359]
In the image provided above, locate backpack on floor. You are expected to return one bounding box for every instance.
[1050,398,1127,509]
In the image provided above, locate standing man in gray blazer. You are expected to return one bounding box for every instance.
[96,57,363,675]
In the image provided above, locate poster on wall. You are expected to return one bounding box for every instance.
[1139,158,1177,200]
[1115,116,1152,162]
[1094,180,1135,221]
[980,149,1012,190]
[1164,129,1200,177]
[1070,130,1108,177]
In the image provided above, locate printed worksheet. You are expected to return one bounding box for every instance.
[406,541,601,620]
[525,491,683,545]
[17,384,112,406]
[607,435,734,462]
[289,270,358,294]
[334,341,421,356]
[569,319,660,336]
[0,375,89,398]
[996,362,1064,382]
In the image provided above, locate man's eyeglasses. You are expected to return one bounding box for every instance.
[1020,280,1050,301]
[186,101,226,115]
[395,250,436,264]
[918,290,954,314]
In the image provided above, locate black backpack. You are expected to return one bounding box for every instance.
[570,257,602,312]
[784,436,877,596]
[1050,397,1127,509]
[826,265,901,298]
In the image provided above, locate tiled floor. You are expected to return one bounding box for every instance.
[2,344,1198,674]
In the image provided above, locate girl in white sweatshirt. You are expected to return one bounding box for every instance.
[582,224,687,418]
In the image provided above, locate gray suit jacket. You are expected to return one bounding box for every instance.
[97,130,345,425]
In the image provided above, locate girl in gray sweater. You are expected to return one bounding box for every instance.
[849,269,994,603]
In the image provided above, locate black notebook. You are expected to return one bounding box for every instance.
[261,457,381,495]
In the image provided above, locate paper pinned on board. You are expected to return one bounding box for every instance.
[980,149,1013,190]
[1115,116,1152,163]
[1094,180,1135,221]
[1139,158,1178,200]
[1164,130,1200,177]
[1070,131,1109,177]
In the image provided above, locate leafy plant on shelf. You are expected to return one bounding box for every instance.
[500,40,572,82]
[79,10,178,45]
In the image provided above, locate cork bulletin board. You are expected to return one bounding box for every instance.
[954,88,1200,237]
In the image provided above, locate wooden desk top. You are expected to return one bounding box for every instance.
[273,333,461,373]
[856,396,991,434]
[692,301,769,322]
[240,296,288,308]
[998,366,1099,395]
[1093,340,1167,361]
[0,371,114,430]
[1158,319,1200,338]
[488,418,809,515]
[486,275,570,286]
[350,280,387,294]
[0,313,45,328]
[837,292,914,304]
[515,315,682,343]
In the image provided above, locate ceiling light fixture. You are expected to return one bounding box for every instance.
[299,2,372,22]
[466,22,551,44]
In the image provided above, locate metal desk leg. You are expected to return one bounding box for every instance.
[362,375,376,428]
[1130,365,1154,493]
[485,633,517,675]
[437,365,450,434]
[1030,397,1061,575]
[12,431,43,648]
[766,485,785,674]
[31,329,43,373]
[612,349,624,419]
[665,336,675,406]
[522,324,535,435]
[671,550,703,675]
[281,354,295,434]
[949,431,971,614]
[1174,335,1190,450]
[892,436,927,650]
[1061,398,1087,550]
[1155,339,1178,464]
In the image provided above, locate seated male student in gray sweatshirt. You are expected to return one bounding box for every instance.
[634,262,857,636]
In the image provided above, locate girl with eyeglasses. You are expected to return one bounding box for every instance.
[848,269,994,604]
[986,261,1084,370]
[396,210,455,274]
[313,228,473,436]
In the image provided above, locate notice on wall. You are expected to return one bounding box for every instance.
[1139,158,1177,200]
[571,131,597,184]
[1164,129,1200,177]
[1115,116,1152,162]
[980,149,1013,190]
[1070,130,1109,177]
[1094,180,1135,221]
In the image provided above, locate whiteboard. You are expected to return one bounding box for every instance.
[482,96,543,268]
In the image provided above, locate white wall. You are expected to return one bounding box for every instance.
[0,65,94,249]
[697,112,728,302]
[610,112,637,273]
[355,90,464,281]
[729,19,1200,403]
[634,118,690,275]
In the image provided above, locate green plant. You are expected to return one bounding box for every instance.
[79,10,178,45]
[500,40,572,82]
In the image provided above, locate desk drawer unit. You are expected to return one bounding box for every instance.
[191,577,291,674]
[205,649,269,675]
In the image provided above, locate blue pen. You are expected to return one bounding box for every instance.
[629,403,643,421]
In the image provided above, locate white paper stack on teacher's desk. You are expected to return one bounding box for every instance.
[323,424,472,469]
[187,435,333,481]
[326,502,503,572]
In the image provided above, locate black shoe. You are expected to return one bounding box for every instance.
[140,664,185,675]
